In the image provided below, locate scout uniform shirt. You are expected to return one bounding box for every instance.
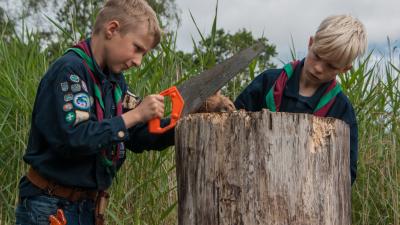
[19,39,174,197]
[234,59,358,184]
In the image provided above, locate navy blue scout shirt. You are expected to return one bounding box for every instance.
[19,40,174,197]
[235,59,358,184]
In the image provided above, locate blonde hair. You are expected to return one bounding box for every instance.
[311,15,367,67]
[93,0,162,47]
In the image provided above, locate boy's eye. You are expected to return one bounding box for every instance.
[134,44,147,54]
[327,63,339,70]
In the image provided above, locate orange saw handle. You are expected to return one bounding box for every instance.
[148,86,184,134]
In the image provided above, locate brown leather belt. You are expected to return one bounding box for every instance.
[26,167,98,202]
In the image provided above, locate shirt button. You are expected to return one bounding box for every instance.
[117,131,125,139]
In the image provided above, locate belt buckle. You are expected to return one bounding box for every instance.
[46,183,57,196]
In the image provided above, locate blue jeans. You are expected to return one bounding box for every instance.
[15,194,95,225]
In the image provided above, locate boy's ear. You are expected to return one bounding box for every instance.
[105,20,120,39]
[308,36,314,49]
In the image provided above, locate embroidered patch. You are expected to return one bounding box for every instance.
[65,112,76,124]
[90,96,94,106]
[74,110,90,125]
[60,82,69,92]
[73,93,90,110]
[69,74,80,83]
[64,93,74,102]
[71,84,81,93]
[63,103,73,112]
[81,81,88,92]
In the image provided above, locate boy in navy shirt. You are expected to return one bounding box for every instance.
[235,15,367,185]
[16,0,175,224]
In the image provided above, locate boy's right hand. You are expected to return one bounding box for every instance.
[122,94,164,128]
[135,95,165,122]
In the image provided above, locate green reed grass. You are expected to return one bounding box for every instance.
[340,52,400,225]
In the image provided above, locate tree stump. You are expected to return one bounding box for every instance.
[175,110,351,225]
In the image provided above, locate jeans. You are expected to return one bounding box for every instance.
[15,194,95,225]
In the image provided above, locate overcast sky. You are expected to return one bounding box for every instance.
[174,0,400,64]
[3,0,399,65]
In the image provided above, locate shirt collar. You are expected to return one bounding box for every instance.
[284,58,337,109]
[86,38,121,83]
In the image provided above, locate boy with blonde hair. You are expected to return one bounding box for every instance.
[235,15,367,185]
[15,0,176,224]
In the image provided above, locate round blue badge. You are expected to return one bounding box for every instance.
[73,93,90,110]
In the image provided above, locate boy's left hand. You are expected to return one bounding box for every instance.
[196,91,236,113]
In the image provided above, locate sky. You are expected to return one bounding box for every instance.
[174,0,400,65]
[2,0,399,66]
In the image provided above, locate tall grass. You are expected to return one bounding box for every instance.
[341,52,400,225]
[0,32,48,223]
[1,9,400,225]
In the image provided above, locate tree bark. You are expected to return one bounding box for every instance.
[175,110,351,225]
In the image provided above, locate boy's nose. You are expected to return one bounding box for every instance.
[132,55,142,67]
[314,62,324,74]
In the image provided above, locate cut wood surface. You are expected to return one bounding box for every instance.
[175,110,351,225]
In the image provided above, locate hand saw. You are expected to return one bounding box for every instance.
[149,42,264,134]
